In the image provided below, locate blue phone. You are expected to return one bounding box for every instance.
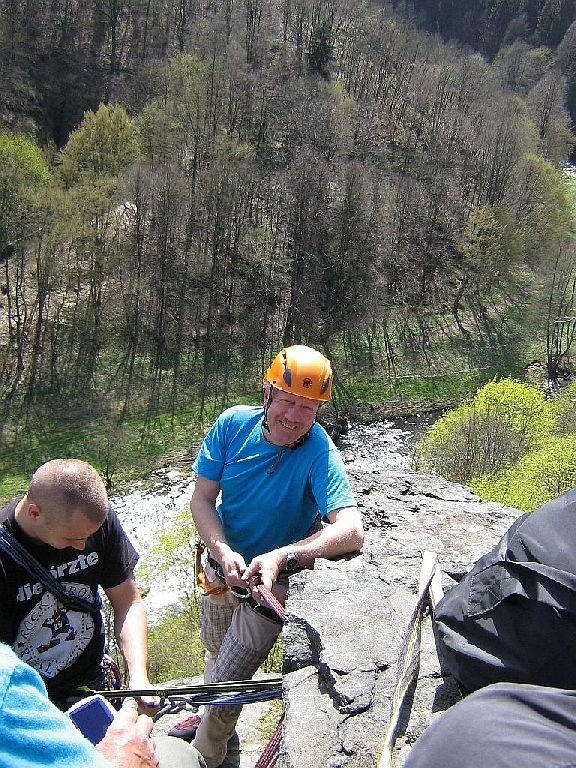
[66,694,116,745]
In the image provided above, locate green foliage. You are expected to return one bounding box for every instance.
[514,154,575,267]
[60,104,141,184]
[147,608,204,682]
[0,402,206,503]
[473,434,576,510]
[0,132,51,258]
[263,636,283,674]
[139,508,204,679]
[258,699,284,741]
[553,379,576,433]
[417,378,554,482]
[0,132,51,186]
[460,205,520,288]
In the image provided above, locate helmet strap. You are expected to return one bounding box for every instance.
[262,384,274,433]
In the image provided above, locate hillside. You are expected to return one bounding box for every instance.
[1,0,576,492]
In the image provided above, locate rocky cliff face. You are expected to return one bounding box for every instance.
[279,421,520,768]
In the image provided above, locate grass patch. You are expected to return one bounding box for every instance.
[147,607,204,682]
[0,293,542,496]
[258,699,284,742]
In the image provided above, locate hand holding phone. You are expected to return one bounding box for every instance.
[95,703,159,768]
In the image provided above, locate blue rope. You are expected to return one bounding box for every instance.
[0,527,102,614]
[153,687,282,720]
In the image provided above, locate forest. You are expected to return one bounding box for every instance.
[1,0,576,491]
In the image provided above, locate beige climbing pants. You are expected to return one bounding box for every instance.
[193,581,287,768]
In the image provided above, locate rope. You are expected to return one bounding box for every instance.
[149,688,282,720]
[96,677,282,700]
[254,714,284,768]
[377,551,439,768]
[256,585,287,622]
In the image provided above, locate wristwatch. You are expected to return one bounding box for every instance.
[284,550,300,572]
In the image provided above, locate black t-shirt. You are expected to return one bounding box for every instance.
[0,498,138,702]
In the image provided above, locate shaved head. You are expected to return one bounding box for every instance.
[28,459,109,524]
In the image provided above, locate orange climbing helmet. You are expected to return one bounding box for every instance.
[264,345,333,401]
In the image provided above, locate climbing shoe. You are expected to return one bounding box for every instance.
[167,713,202,742]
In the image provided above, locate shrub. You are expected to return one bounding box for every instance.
[416,378,554,484]
[472,434,576,511]
[553,380,576,433]
[147,606,204,682]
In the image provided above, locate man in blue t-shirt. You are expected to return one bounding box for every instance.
[185,345,364,768]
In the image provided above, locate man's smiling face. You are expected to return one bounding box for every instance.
[264,387,321,446]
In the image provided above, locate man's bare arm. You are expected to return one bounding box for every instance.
[244,506,364,589]
[190,475,247,585]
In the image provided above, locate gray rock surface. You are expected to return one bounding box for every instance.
[279,421,520,768]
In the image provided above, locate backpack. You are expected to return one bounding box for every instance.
[434,488,576,693]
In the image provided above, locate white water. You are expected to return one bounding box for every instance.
[112,470,196,622]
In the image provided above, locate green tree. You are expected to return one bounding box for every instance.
[512,153,574,267]
[59,103,141,185]
[473,433,576,510]
[0,133,51,400]
[452,205,519,328]
[0,132,51,260]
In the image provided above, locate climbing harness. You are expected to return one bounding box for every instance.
[377,551,442,768]
[195,541,229,596]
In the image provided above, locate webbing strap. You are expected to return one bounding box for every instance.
[257,585,287,622]
[0,527,102,614]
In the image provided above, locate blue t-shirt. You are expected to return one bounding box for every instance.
[193,405,357,563]
[0,643,112,768]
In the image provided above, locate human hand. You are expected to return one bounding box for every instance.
[220,549,248,588]
[128,675,162,715]
[95,699,158,768]
[243,549,285,591]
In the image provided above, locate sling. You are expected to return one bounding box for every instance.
[0,526,102,614]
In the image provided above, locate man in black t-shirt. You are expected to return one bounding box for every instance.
[0,459,157,711]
